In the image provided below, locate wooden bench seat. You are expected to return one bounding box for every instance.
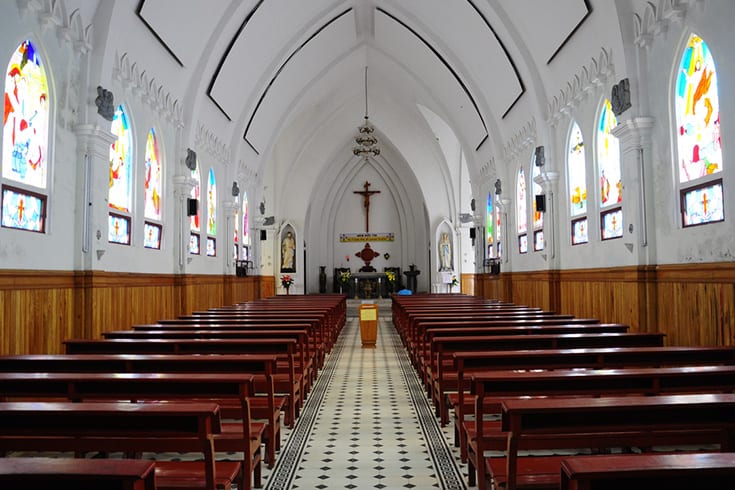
[63,338,302,429]
[0,457,157,490]
[0,372,262,490]
[560,452,735,490]
[0,352,284,468]
[0,401,242,490]
[474,386,735,490]
[451,345,735,464]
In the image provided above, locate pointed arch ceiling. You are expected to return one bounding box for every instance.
[136,0,591,157]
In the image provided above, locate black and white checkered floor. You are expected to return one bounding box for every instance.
[261,316,468,489]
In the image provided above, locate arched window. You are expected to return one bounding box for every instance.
[516,167,528,253]
[143,128,162,249]
[675,33,724,226]
[189,164,201,254]
[108,105,133,245]
[206,167,216,257]
[1,39,49,232]
[486,191,494,258]
[531,152,544,251]
[568,121,588,244]
[496,192,502,258]
[598,98,623,240]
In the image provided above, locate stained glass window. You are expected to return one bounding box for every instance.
[601,208,623,240]
[190,165,200,232]
[572,217,589,245]
[144,128,162,221]
[109,105,132,213]
[143,222,161,249]
[486,192,493,244]
[534,230,544,252]
[207,168,216,236]
[496,195,502,258]
[568,122,586,216]
[532,154,543,230]
[682,180,724,226]
[108,213,131,245]
[206,237,216,257]
[189,233,200,254]
[1,185,44,232]
[598,99,622,207]
[242,191,249,245]
[3,40,49,189]
[676,34,724,227]
[676,34,721,184]
[516,167,527,234]
[518,234,528,254]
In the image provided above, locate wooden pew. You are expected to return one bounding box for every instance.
[466,372,735,488]
[0,353,283,468]
[488,394,735,490]
[0,457,156,490]
[0,401,241,490]
[0,372,262,490]
[451,345,735,463]
[559,452,735,490]
[63,337,302,428]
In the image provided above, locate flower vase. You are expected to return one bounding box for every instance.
[285,286,290,295]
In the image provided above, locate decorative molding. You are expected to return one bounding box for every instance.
[546,48,615,127]
[17,0,93,55]
[633,0,699,49]
[195,122,232,165]
[502,118,536,162]
[237,161,257,182]
[112,52,183,127]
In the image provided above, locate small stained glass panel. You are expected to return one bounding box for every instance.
[108,213,131,245]
[601,207,624,240]
[143,221,161,249]
[572,217,589,245]
[1,186,44,232]
[206,237,216,257]
[682,180,724,227]
[518,234,528,254]
[534,230,545,251]
[189,233,200,254]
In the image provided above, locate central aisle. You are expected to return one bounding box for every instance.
[262,315,467,489]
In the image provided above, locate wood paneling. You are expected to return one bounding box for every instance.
[477,262,735,347]
[0,270,263,355]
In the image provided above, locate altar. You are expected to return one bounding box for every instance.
[352,272,386,299]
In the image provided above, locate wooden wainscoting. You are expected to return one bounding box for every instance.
[0,270,264,355]
[477,262,735,347]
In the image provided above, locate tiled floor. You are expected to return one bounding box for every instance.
[261,316,468,489]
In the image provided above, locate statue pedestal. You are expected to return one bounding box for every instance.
[404,269,420,293]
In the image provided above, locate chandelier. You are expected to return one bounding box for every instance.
[353,67,380,158]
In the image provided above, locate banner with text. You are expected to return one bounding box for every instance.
[339,232,395,243]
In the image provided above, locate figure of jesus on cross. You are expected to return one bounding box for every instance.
[354,180,380,232]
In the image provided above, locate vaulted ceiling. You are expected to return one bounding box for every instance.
[134,0,590,158]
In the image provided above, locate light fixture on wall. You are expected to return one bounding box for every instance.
[352,66,380,159]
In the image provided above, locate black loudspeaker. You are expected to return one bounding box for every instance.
[469,228,476,239]
[535,194,546,213]
[534,146,545,167]
[260,230,267,241]
[186,198,198,216]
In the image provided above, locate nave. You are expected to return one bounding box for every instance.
[259,314,467,489]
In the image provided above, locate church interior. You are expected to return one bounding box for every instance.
[1,0,735,489]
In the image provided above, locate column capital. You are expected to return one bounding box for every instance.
[173,175,196,199]
[534,170,560,193]
[74,123,116,159]
[610,116,655,154]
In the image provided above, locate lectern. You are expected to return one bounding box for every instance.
[358,303,378,348]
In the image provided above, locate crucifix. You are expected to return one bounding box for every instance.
[353,180,380,232]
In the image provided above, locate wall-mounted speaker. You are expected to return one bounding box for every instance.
[469,228,476,239]
[535,194,546,213]
[534,146,545,167]
[186,198,198,216]
[260,230,267,241]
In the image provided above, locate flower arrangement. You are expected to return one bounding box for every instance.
[384,270,396,284]
[450,275,458,287]
[339,271,351,284]
[281,274,294,289]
